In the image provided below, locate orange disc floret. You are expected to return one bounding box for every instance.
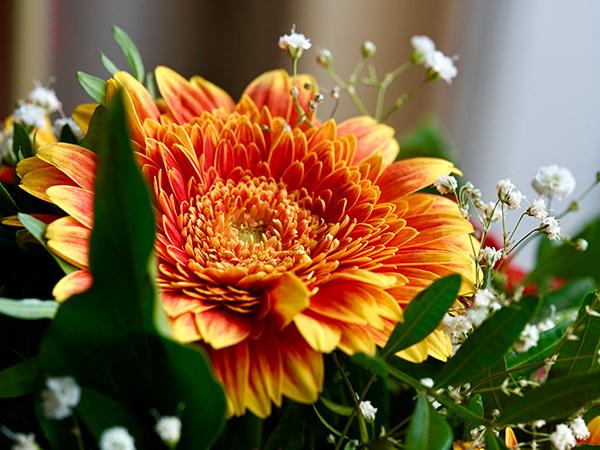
[17,67,477,418]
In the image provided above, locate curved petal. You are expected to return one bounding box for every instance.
[377,157,461,202]
[46,185,94,228]
[72,103,97,135]
[210,342,250,417]
[114,71,160,125]
[20,166,76,202]
[53,270,93,302]
[268,272,310,329]
[243,69,318,126]
[196,308,252,350]
[190,76,235,112]
[36,144,97,191]
[46,216,91,268]
[338,116,399,166]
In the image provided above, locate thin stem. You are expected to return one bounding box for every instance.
[508,212,527,243]
[381,79,428,122]
[326,67,370,116]
[290,58,314,128]
[72,415,86,450]
[556,179,599,219]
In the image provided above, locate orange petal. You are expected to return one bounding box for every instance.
[170,312,201,343]
[190,76,235,111]
[36,144,97,191]
[46,216,91,268]
[72,103,96,135]
[16,156,51,178]
[505,427,518,449]
[586,416,600,445]
[308,281,381,326]
[196,308,252,349]
[279,326,323,404]
[53,270,93,302]
[243,70,318,125]
[114,71,160,122]
[20,166,76,202]
[46,185,94,228]
[210,342,250,417]
[338,116,399,166]
[268,272,310,329]
[294,312,341,353]
[338,322,377,356]
[377,158,461,202]
[156,66,226,124]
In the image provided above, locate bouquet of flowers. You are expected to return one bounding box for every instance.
[0,25,599,450]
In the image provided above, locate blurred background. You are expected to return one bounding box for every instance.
[1,0,599,265]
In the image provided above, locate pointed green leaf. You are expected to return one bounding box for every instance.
[58,123,80,145]
[0,183,18,216]
[77,71,106,103]
[112,26,145,81]
[435,296,539,388]
[12,122,34,158]
[320,397,353,416]
[0,357,39,398]
[405,395,453,450]
[18,213,77,274]
[484,429,508,450]
[463,394,484,439]
[383,275,461,357]
[101,52,120,75]
[0,298,58,320]
[496,371,600,425]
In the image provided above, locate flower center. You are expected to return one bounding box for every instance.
[179,176,321,275]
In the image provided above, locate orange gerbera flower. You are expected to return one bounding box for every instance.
[17,67,476,417]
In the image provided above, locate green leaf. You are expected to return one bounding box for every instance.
[397,121,456,163]
[38,91,226,449]
[463,394,483,439]
[0,182,18,216]
[12,122,34,158]
[80,104,107,151]
[18,212,78,274]
[0,297,58,320]
[0,357,39,398]
[550,293,600,377]
[405,395,453,450]
[435,296,539,388]
[145,72,156,98]
[484,429,508,450]
[77,71,106,104]
[320,396,353,416]
[351,353,388,377]
[101,52,120,75]
[505,326,565,378]
[59,122,80,145]
[535,278,595,322]
[496,371,600,425]
[112,26,145,82]
[383,275,461,357]
[263,403,307,450]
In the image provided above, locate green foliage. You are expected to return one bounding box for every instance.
[77,71,106,104]
[0,183,18,216]
[435,296,539,388]
[58,122,80,145]
[101,52,120,75]
[484,429,508,450]
[0,357,39,398]
[0,298,58,320]
[383,275,461,357]
[36,91,226,449]
[496,371,600,424]
[12,122,34,159]
[405,395,453,450]
[112,26,145,82]
[397,121,456,163]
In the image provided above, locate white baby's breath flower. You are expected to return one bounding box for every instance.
[53,117,84,140]
[0,128,14,162]
[426,50,457,84]
[574,238,588,252]
[42,376,81,420]
[358,400,377,422]
[100,427,136,450]
[154,416,182,447]
[496,178,525,210]
[533,420,546,429]
[434,175,458,194]
[569,417,590,440]
[537,318,556,332]
[326,433,336,444]
[540,216,561,240]
[28,81,62,113]
[420,377,434,388]
[11,433,40,450]
[411,35,436,61]
[442,314,472,342]
[316,48,333,68]
[514,324,540,353]
[550,423,577,450]
[13,102,46,129]
[278,26,311,59]
[473,288,496,309]
[527,198,548,220]
[479,201,501,223]
[479,246,502,267]
[533,165,576,201]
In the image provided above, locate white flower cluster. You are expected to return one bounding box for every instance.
[479,201,501,223]
[434,175,458,194]
[479,246,502,267]
[10,433,40,450]
[526,198,548,219]
[13,81,63,130]
[41,376,81,420]
[100,427,136,450]
[410,35,457,83]
[549,419,588,450]
[533,165,576,201]
[13,103,46,129]
[28,81,62,113]
[496,179,526,210]
[154,416,182,447]
[279,26,311,59]
[540,216,561,240]
[514,324,540,353]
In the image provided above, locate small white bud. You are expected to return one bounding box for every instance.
[361,40,376,58]
[316,48,333,68]
[99,427,136,450]
[154,416,182,447]
[278,26,311,59]
[574,238,588,252]
[420,377,434,388]
[434,175,458,194]
[358,400,377,423]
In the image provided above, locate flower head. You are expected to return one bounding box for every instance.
[496,179,524,209]
[100,427,136,450]
[316,49,333,68]
[41,376,81,420]
[358,400,377,422]
[13,102,47,129]
[527,198,548,219]
[479,246,502,267]
[28,81,62,113]
[550,423,576,450]
[569,417,590,440]
[154,416,182,447]
[574,238,588,252]
[434,175,457,194]
[478,201,501,223]
[360,40,377,58]
[11,433,40,450]
[540,216,561,240]
[278,26,311,59]
[532,165,576,201]
[426,50,458,84]
[18,67,477,418]
[411,35,436,61]
[514,324,540,353]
